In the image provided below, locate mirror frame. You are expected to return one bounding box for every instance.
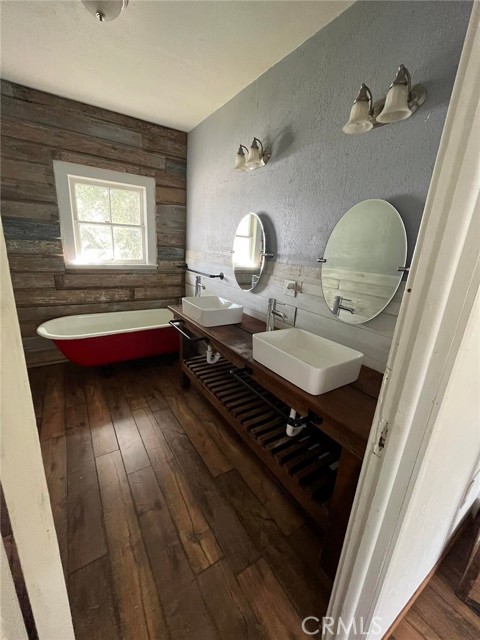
[321,199,407,324]
[232,212,267,292]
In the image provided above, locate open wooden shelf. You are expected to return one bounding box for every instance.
[183,354,341,527]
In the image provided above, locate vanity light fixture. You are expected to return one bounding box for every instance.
[234,138,271,171]
[81,0,128,22]
[342,65,427,135]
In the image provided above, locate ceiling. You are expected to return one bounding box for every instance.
[0,0,353,132]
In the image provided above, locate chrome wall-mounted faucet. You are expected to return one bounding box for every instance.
[195,275,206,297]
[333,295,355,316]
[266,298,287,331]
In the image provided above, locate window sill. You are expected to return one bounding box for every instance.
[65,263,158,272]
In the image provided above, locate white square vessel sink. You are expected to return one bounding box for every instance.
[182,296,243,327]
[253,328,363,395]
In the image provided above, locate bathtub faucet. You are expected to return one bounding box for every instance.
[195,275,206,297]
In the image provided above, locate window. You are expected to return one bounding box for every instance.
[53,161,156,269]
[233,213,260,268]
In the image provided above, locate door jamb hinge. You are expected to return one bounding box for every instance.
[373,421,389,457]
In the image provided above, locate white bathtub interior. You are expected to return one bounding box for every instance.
[37,309,175,340]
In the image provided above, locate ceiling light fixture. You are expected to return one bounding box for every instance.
[234,138,271,171]
[342,65,427,135]
[81,0,128,23]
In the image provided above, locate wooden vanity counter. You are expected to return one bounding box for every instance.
[169,305,383,577]
[169,306,381,459]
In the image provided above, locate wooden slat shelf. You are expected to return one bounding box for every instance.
[183,354,340,527]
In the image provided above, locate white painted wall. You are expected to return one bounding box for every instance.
[186,1,472,373]
[371,286,480,632]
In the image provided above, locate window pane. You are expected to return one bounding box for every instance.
[78,223,113,261]
[110,188,141,225]
[74,183,110,222]
[113,226,143,260]
[236,215,251,236]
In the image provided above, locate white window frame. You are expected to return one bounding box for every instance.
[53,161,157,270]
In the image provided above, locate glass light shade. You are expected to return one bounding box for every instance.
[82,0,128,21]
[245,146,264,170]
[234,152,247,171]
[342,100,373,135]
[377,84,412,124]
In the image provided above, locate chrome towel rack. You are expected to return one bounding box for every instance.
[178,264,224,279]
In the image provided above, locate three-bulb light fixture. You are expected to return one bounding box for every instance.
[342,65,427,135]
[234,138,271,171]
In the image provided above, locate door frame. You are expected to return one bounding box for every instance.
[0,229,75,639]
[327,3,480,637]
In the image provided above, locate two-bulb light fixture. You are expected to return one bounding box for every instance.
[342,65,427,135]
[234,138,271,171]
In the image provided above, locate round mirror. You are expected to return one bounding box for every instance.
[232,213,266,291]
[321,199,407,324]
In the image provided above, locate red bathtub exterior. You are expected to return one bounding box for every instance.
[53,326,179,366]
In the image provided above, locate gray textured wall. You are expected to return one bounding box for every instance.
[186,1,471,371]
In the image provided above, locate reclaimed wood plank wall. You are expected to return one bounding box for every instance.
[0,81,187,367]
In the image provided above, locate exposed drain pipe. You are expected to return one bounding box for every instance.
[286,408,308,437]
[206,344,221,364]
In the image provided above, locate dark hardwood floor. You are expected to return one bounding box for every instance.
[391,519,480,640]
[30,358,331,640]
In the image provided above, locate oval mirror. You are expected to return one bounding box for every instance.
[321,199,407,324]
[232,213,267,291]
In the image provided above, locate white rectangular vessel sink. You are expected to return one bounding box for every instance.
[253,328,363,395]
[182,296,243,327]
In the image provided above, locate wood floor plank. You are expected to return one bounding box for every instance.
[136,369,169,412]
[121,371,150,411]
[28,366,47,428]
[68,556,120,640]
[65,367,88,430]
[198,559,263,640]
[391,619,426,640]
[411,577,480,640]
[429,572,480,632]
[185,388,305,535]
[133,407,169,452]
[128,465,194,595]
[148,441,223,574]
[103,380,150,474]
[238,558,303,640]
[84,371,118,458]
[154,407,260,574]
[40,364,65,440]
[66,419,107,574]
[96,451,168,640]
[162,580,220,640]
[217,469,328,617]
[399,609,443,639]
[40,434,68,571]
[161,392,233,477]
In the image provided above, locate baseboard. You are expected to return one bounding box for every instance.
[382,514,471,639]
[26,350,67,368]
